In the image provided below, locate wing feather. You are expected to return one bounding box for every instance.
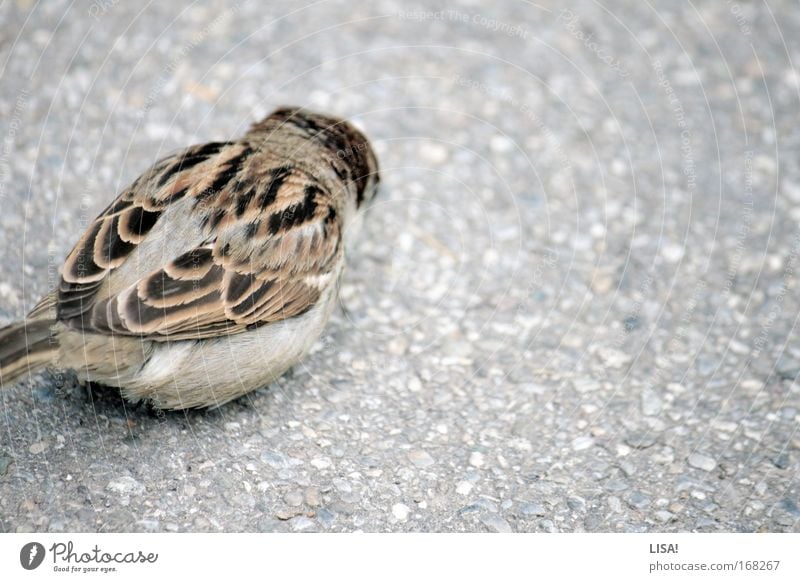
[57,139,342,341]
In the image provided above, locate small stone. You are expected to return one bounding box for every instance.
[284,490,303,507]
[661,243,684,262]
[618,461,636,478]
[623,315,640,331]
[626,491,650,510]
[653,446,675,464]
[456,481,473,496]
[539,519,558,533]
[783,178,800,202]
[696,517,717,529]
[408,450,435,468]
[610,158,627,175]
[712,420,738,432]
[460,498,498,514]
[490,135,514,153]
[310,457,331,470]
[586,514,608,532]
[0,455,12,475]
[107,476,144,496]
[772,453,790,470]
[261,450,294,469]
[728,340,749,355]
[779,498,800,518]
[741,379,764,391]
[518,502,546,517]
[304,487,322,507]
[135,519,160,532]
[333,478,352,494]
[573,379,602,393]
[625,432,657,449]
[589,222,606,238]
[591,274,614,294]
[290,516,316,531]
[641,388,662,416]
[605,479,629,492]
[776,355,800,380]
[0,282,19,304]
[655,510,675,523]
[480,514,512,533]
[696,358,716,376]
[392,503,410,520]
[257,519,283,532]
[596,347,631,369]
[571,436,594,451]
[567,496,586,512]
[420,143,448,164]
[469,451,485,467]
[687,453,717,472]
[29,441,48,455]
[275,507,302,520]
[316,508,335,526]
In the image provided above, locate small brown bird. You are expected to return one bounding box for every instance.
[0,107,380,409]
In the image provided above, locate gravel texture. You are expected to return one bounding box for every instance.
[1,0,799,532]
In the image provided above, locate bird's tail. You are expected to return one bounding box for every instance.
[0,318,57,387]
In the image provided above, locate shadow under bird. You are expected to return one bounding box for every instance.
[0,107,380,409]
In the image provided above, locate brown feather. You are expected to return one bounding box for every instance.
[57,126,348,340]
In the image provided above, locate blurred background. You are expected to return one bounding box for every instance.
[0,0,798,532]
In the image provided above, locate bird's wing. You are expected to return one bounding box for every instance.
[57,140,342,340]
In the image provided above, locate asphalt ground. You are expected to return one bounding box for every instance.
[0,0,798,532]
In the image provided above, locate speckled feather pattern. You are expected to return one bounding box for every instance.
[0,107,380,409]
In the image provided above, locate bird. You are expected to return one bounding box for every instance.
[0,106,380,410]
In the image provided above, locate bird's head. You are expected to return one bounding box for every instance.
[252,106,380,209]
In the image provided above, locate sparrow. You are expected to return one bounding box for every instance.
[0,107,380,409]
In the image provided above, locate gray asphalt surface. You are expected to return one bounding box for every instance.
[1,0,799,532]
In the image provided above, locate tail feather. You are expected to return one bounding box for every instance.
[0,319,57,387]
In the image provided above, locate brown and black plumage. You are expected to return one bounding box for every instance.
[0,107,380,409]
